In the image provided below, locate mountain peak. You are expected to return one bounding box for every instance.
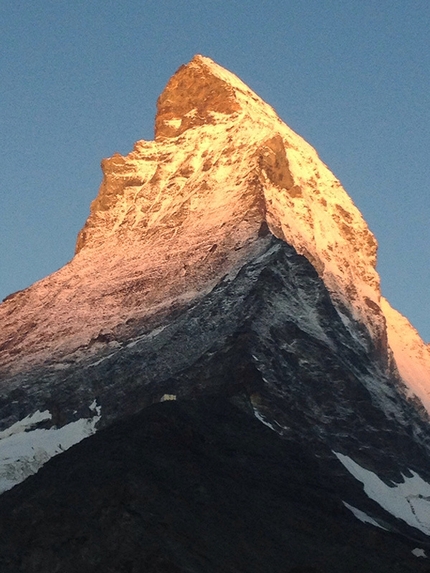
[154,55,281,140]
[1,55,426,407]
[155,55,243,139]
[1,57,430,525]
[75,56,384,350]
[0,55,386,378]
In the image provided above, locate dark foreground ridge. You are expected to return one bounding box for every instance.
[0,397,429,573]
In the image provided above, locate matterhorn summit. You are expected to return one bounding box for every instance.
[0,56,430,572]
[1,56,389,375]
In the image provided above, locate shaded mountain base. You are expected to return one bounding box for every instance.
[0,398,428,573]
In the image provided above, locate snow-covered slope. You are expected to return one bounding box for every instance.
[0,402,100,494]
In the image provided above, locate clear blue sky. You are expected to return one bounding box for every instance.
[1,1,429,341]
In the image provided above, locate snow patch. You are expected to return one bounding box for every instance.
[125,325,168,349]
[412,548,427,558]
[160,394,176,402]
[89,399,102,416]
[253,408,288,434]
[253,408,278,431]
[335,452,430,536]
[342,501,387,530]
[0,402,101,494]
[0,410,52,440]
[163,118,182,129]
[89,351,119,368]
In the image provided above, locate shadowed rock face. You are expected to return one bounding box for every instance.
[0,398,430,573]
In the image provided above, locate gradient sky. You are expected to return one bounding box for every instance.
[1,1,429,341]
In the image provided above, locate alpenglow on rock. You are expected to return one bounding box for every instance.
[1,55,387,375]
[0,54,429,502]
[76,54,383,350]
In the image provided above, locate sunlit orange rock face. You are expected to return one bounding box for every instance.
[0,55,427,400]
[76,57,383,346]
[155,60,241,139]
[381,298,430,412]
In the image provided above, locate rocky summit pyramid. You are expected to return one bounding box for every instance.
[0,56,430,572]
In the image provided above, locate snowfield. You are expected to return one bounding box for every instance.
[0,402,101,493]
[335,451,430,536]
